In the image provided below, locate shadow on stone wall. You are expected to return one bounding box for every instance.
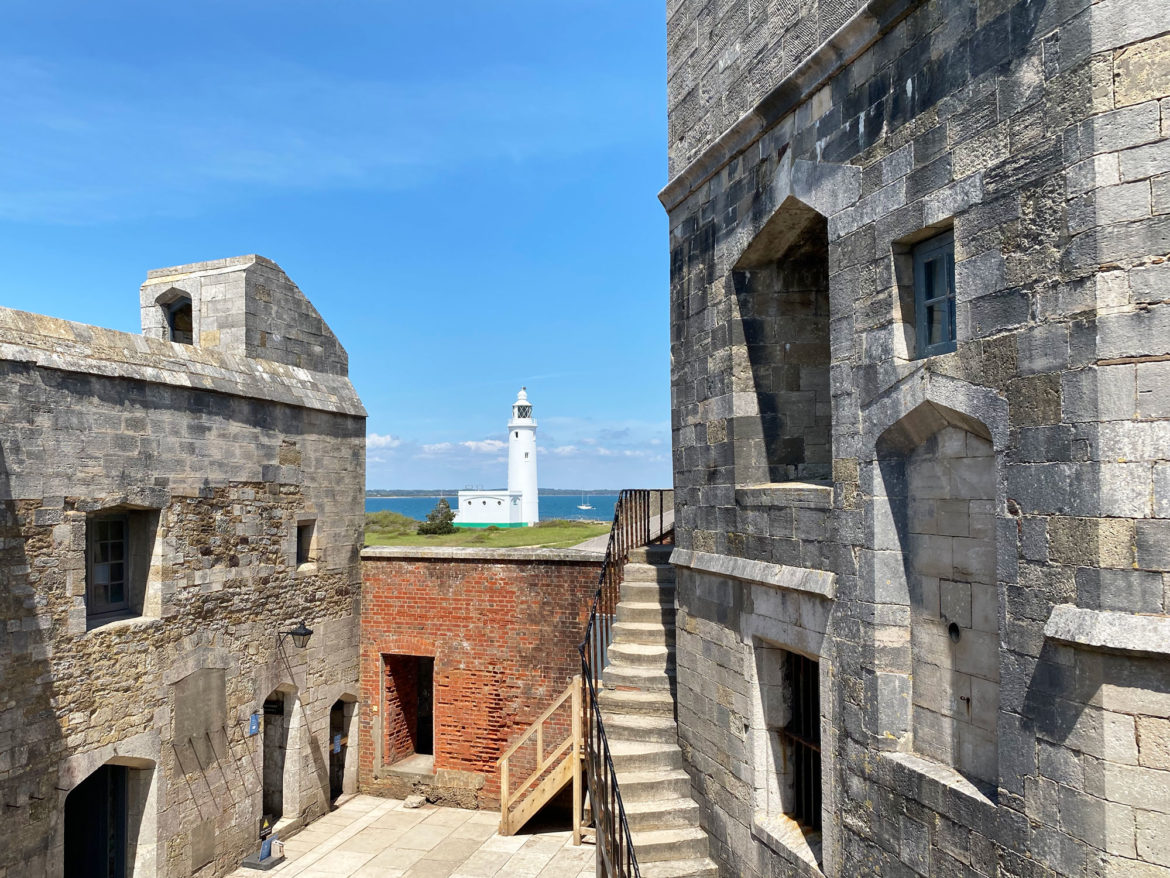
[0,440,65,874]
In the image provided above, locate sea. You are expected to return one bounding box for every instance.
[366,494,618,523]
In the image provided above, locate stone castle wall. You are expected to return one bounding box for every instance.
[0,260,365,878]
[359,547,602,809]
[664,0,1170,875]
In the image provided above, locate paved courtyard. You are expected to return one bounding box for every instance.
[228,795,595,878]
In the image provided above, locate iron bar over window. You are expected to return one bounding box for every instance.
[780,650,821,831]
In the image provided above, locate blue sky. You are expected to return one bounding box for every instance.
[0,0,670,490]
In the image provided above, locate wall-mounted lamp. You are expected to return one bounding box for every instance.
[279,621,314,649]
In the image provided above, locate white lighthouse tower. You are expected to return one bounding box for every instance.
[507,388,539,525]
[454,388,540,527]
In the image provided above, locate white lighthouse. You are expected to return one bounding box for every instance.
[454,388,540,527]
[507,388,539,525]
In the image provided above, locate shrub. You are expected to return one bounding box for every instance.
[417,498,457,535]
[365,510,418,536]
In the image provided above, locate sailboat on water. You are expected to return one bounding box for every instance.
[576,492,594,511]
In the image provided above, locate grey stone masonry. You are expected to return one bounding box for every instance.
[664,1,1170,876]
[0,257,366,878]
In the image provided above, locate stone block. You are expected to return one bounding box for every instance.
[1062,366,1137,422]
[1114,33,1170,109]
[1131,263,1170,304]
[1120,141,1170,183]
[1099,462,1153,517]
[1135,716,1170,771]
[1098,420,1170,462]
[1067,153,1121,198]
[1136,520,1170,571]
[1008,374,1062,427]
[1155,173,1170,214]
[1016,324,1070,375]
[1135,809,1170,867]
[1097,305,1170,359]
[1136,361,1170,417]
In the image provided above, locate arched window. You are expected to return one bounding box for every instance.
[166,297,193,345]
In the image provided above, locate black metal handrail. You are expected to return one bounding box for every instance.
[578,489,672,878]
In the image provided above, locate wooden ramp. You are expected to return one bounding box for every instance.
[498,675,583,842]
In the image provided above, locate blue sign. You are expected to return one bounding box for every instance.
[259,836,274,860]
[249,713,260,736]
[332,733,341,754]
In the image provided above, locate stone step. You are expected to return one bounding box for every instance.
[627,546,674,565]
[629,826,709,863]
[613,620,675,646]
[608,740,683,773]
[609,767,694,802]
[608,642,674,670]
[623,796,702,832]
[638,857,720,878]
[597,688,675,717]
[603,664,676,691]
[602,713,678,745]
[622,562,676,584]
[621,580,675,604]
[615,600,676,626]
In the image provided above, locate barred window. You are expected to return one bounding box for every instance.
[779,650,821,831]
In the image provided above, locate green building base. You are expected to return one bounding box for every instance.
[455,522,533,529]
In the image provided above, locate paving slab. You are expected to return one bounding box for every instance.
[228,795,594,878]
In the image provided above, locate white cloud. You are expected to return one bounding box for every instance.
[421,442,454,454]
[367,433,402,449]
[461,439,507,453]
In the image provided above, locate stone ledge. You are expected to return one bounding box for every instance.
[1044,605,1170,656]
[0,306,365,417]
[671,548,836,599]
[361,546,605,563]
[751,811,824,876]
[881,751,997,811]
[736,482,834,509]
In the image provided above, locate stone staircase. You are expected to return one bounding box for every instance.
[596,546,718,878]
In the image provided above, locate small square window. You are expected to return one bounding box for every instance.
[296,522,315,566]
[914,231,956,358]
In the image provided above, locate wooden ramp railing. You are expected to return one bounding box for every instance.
[498,674,583,843]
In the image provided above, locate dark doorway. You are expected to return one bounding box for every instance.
[262,693,289,822]
[329,699,353,801]
[64,764,127,878]
[385,654,435,765]
[416,657,434,756]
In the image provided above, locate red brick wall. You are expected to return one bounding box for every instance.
[359,548,602,806]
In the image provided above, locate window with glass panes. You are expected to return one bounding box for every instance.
[87,515,130,617]
[914,231,956,357]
